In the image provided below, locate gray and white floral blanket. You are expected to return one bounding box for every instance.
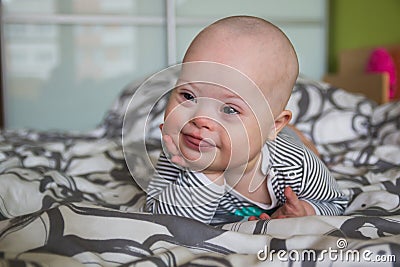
[1,73,400,266]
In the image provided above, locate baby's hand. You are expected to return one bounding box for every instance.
[160,124,188,168]
[248,187,315,221]
[271,187,315,219]
[162,134,189,167]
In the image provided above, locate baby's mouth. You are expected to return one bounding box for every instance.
[182,133,216,151]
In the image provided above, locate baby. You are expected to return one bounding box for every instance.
[145,16,347,224]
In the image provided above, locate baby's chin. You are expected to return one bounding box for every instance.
[180,151,219,172]
[183,156,247,175]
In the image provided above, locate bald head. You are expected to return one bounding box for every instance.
[183,16,299,116]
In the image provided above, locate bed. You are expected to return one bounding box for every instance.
[1,71,400,266]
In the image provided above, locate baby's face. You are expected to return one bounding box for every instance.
[162,63,275,174]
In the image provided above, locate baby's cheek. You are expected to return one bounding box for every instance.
[224,127,250,154]
[232,125,264,159]
[163,108,187,135]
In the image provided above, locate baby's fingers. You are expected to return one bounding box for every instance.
[162,135,180,156]
[162,135,189,167]
[284,186,299,205]
[170,155,188,167]
[248,216,258,221]
[259,213,270,220]
[247,213,270,221]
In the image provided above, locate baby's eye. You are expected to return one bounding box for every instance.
[221,105,239,115]
[182,92,196,102]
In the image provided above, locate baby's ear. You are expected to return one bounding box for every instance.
[268,110,292,139]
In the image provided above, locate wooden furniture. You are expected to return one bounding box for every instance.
[324,46,400,104]
[0,43,3,128]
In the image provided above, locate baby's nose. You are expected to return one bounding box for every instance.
[189,98,221,130]
[191,116,217,130]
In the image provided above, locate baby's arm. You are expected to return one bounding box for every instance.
[249,143,347,221]
[294,145,347,215]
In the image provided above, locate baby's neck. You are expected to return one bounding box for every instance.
[232,169,270,205]
[225,153,271,204]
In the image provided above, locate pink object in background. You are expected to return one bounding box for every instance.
[366,47,397,100]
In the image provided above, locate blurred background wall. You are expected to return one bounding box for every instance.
[1,0,328,131]
[328,0,400,72]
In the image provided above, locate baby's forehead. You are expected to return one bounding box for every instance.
[178,62,269,99]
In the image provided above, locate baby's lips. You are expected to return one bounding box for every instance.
[159,123,164,131]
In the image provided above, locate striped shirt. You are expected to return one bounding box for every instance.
[145,130,348,224]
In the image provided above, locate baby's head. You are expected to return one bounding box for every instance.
[183,15,299,118]
[162,16,299,174]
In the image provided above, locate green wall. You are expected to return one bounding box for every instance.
[328,0,400,72]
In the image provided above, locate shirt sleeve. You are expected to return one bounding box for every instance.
[269,133,348,216]
[144,152,225,224]
[298,145,348,215]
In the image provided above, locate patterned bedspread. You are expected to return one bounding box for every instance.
[1,74,399,266]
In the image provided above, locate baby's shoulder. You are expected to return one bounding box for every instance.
[264,131,310,175]
[266,130,325,173]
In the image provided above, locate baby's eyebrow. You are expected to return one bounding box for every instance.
[175,80,246,102]
[221,89,241,99]
[175,79,195,87]
[220,88,251,104]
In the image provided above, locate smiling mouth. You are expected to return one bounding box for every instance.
[182,134,216,151]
